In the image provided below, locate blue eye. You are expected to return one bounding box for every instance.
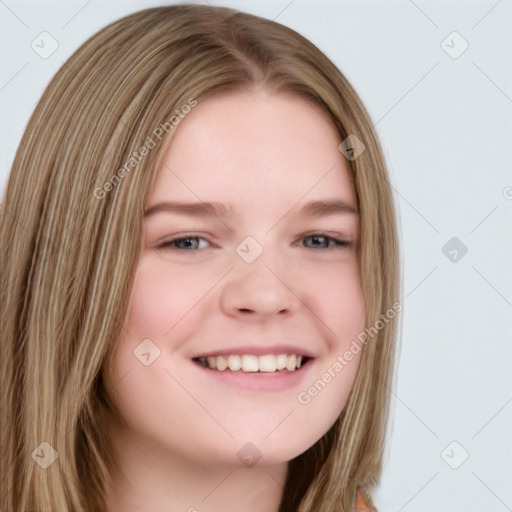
[158,236,209,250]
[302,234,351,249]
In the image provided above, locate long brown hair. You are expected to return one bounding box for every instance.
[0,5,400,511]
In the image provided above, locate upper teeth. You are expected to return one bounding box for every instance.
[198,354,304,372]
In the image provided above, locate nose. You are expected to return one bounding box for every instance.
[219,256,302,320]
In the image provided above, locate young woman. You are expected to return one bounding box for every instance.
[0,5,400,511]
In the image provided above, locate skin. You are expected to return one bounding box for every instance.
[103,90,365,512]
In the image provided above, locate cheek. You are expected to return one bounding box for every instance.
[302,260,366,349]
[285,261,365,436]
[105,260,210,393]
[124,258,216,340]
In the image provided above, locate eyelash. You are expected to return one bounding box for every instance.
[156,233,352,251]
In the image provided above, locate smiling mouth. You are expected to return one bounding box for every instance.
[193,354,312,373]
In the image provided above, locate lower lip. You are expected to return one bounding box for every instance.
[193,359,314,392]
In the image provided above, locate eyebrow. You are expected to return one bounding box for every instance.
[144,199,357,219]
[144,201,235,218]
[296,199,358,218]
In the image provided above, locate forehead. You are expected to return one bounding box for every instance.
[149,91,355,208]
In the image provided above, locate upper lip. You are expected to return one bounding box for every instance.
[192,344,316,359]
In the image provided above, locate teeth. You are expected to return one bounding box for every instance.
[276,354,288,370]
[198,354,307,373]
[242,355,259,372]
[286,354,296,371]
[228,355,241,371]
[259,354,277,372]
[217,355,228,371]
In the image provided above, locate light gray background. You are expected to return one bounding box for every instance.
[1,1,511,510]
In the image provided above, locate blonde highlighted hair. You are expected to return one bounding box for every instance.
[0,5,400,511]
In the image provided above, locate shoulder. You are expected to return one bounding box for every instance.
[350,485,378,512]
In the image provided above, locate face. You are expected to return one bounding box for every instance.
[104,90,365,469]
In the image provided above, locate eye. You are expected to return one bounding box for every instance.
[157,235,210,251]
[301,233,351,249]
[155,233,351,252]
